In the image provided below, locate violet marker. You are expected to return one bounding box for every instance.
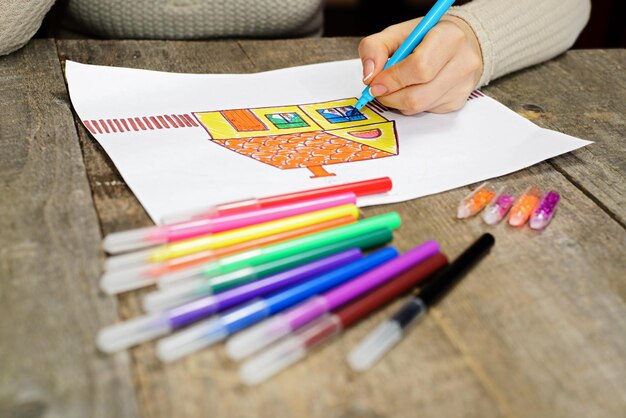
[529,191,560,230]
[226,240,440,361]
[96,249,362,353]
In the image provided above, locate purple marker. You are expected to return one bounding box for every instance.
[96,249,362,353]
[529,191,560,230]
[225,241,440,360]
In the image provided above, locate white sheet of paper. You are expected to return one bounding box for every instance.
[65,60,591,224]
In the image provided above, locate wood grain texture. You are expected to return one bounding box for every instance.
[0,40,139,418]
[484,49,626,226]
[57,38,502,418]
[43,39,626,418]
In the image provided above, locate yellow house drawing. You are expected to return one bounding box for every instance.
[194,98,398,178]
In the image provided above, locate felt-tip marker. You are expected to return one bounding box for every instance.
[96,249,362,353]
[143,227,394,312]
[347,233,494,372]
[162,177,392,224]
[226,240,440,360]
[156,247,399,362]
[100,215,355,295]
[103,193,357,254]
[238,253,448,385]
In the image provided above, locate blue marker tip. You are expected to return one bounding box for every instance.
[354,88,374,111]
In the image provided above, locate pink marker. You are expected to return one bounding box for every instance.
[225,241,440,360]
[103,193,357,254]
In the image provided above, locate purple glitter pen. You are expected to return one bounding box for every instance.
[482,187,516,225]
[529,191,560,230]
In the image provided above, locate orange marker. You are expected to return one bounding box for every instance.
[100,216,356,294]
[457,182,497,219]
[508,187,542,227]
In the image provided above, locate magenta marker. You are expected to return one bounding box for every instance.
[103,192,357,254]
[482,187,516,225]
[529,191,560,230]
[225,240,440,360]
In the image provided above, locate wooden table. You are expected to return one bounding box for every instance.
[1,39,624,418]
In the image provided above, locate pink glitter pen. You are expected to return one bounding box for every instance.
[529,191,560,230]
[482,187,516,225]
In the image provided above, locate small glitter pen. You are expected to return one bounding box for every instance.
[457,182,498,219]
[529,191,560,230]
[482,187,516,225]
[508,187,542,227]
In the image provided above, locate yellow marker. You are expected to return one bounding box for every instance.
[105,204,360,270]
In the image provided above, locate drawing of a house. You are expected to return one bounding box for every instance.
[194,98,398,178]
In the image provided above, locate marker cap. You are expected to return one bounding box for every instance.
[103,225,167,254]
[96,313,171,353]
[157,317,228,363]
[239,334,307,386]
[105,248,154,271]
[157,299,270,362]
[143,277,216,313]
[239,314,342,385]
[347,320,404,372]
[100,264,162,294]
[226,314,293,361]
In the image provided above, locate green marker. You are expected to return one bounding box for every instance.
[143,228,394,312]
[143,212,401,311]
[158,212,401,287]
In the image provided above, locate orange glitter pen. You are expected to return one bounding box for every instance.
[457,182,498,219]
[508,187,542,227]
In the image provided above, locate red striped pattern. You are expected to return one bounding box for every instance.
[368,100,389,113]
[467,90,485,101]
[83,113,199,135]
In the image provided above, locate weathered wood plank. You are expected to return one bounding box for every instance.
[484,49,626,226]
[55,39,626,418]
[57,39,504,418]
[0,40,138,418]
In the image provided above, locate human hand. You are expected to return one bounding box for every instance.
[358,16,483,115]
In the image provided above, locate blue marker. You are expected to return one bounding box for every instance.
[354,0,456,111]
[156,247,399,362]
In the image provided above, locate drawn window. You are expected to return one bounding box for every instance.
[265,112,309,129]
[317,106,366,124]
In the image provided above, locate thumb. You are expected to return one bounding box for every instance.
[358,32,398,85]
[358,18,422,84]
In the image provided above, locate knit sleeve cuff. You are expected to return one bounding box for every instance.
[445,6,494,87]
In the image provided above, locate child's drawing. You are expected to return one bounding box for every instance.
[194,98,399,178]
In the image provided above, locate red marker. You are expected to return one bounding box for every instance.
[238,253,448,385]
[163,177,393,223]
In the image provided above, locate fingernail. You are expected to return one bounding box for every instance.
[370,84,388,96]
[362,59,375,82]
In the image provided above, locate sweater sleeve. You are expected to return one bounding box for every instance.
[447,0,591,87]
[0,0,56,56]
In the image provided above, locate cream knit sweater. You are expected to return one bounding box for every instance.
[0,0,590,87]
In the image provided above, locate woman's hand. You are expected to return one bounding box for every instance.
[358,16,483,115]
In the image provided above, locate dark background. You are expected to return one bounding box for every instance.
[324,0,626,48]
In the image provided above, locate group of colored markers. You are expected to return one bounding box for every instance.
[97,177,494,385]
[457,182,560,229]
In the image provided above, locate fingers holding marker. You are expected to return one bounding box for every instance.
[369,24,460,96]
[361,17,483,115]
[375,56,471,115]
[358,19,421,84]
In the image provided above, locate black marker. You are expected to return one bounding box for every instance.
[348,233,495,371]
